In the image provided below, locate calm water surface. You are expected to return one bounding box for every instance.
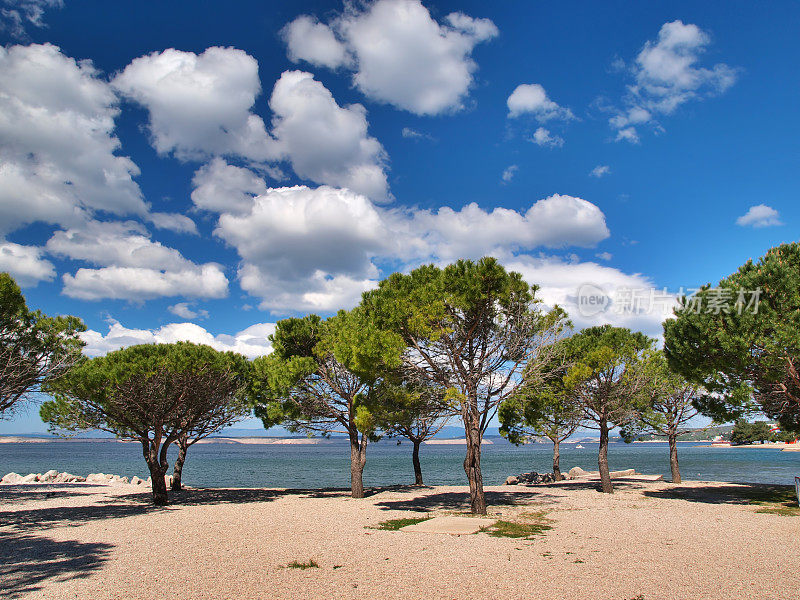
[1,439,798,488]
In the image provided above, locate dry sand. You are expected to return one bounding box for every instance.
[1,479,798,600]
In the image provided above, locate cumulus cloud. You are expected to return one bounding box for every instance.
[214,185,387,311]
[590,165,611,178]
[1,0,62,38]
[168,302,209,320]
[0,44,146,236]
[62,265,228,301]
[113,47,390,201]
[191,158,269,216]
[395,194,610,263]
[283,0,498,116]
[113,47,278,162]
[736,204,783,228]
[507,83,574,121]
[269,71,389,201]
[47,220,229,301]
[531,127,564,148]
[0,241,55,286]
[81,320,275,359]
[282,15,350,69]
[195,158,610,312]
[610,20,737,142]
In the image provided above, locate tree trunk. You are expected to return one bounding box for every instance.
[552,438,563,481]
[464,416,486,514]
[141,438,169,505]
[172,437,188,491]
[668,433,681,484]
[349,432,367,498]
[598,417,613,493]
[411,438,423,485]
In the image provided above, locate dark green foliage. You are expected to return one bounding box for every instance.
[41,342,250,504]
[0,272,85,416]
[559,326,655,492]
[249,308,403,498]
[729,420,775,445]
[664,242,800,433]
[361,257,570,513]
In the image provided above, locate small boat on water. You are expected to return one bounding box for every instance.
[575,444,584,449]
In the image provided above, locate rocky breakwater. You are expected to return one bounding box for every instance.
[505,466,644,485]
[1,470,157,487]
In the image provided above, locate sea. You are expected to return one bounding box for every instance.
[2,438,798,488]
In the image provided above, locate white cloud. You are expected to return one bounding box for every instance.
[81,320,275,359]
[531,127,564,148]
[114,46,390,201]
[215,185,387,279]
[191,158,269,216]
[501,164,518,184]
[0,44,146,236]
[736,204,783,228]
[595,251,613,261]
[198,161,610,311]
[610,20,737,142]
[284,0,498,116]
[168,302,209,320]
[0,241,55,286]
[396,194,610,262]
[148,212,197,234]
[113,47,279,162]
[590,165,611,178]
[401,127,434,141]
[507,83,573,121]
[47,220,193,270]
[1,0,62,38]
[62,265,228,302]
[269,71,389,201]
[47,220,229,301]
[281,15,350,70]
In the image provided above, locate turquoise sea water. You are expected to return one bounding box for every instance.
[1,439,798,488]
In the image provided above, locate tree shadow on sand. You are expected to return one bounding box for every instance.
[373,489,546,512]
[642,482,795,505]
[0,486,93,506]
[0,530,111,599]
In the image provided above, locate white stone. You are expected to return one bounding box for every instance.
[39,469,59,482]
[568,466,591,479]
[20,473,39,483]
[1,472,23,484]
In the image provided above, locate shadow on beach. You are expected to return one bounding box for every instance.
[373,489,548,512]
[642,482,795,505]
[0,530,111,599]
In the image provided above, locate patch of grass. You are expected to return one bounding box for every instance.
[369,516,432,530]
[746,486,800,516]
[287,559,319,570]
[480,510,552,540]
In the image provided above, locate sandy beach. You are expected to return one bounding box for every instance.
[2,479,798,600]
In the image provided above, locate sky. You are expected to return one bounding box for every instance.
[1,0,798,433]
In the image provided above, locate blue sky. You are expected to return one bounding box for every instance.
[1,0,798,433]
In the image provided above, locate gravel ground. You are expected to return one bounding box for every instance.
[1,479,798,600]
